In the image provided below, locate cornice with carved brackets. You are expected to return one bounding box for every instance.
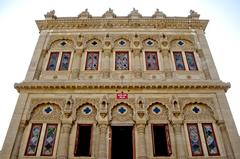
[15,80,230,92]
[36,17,208,32]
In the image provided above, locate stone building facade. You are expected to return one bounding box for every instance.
[1,9,240,159]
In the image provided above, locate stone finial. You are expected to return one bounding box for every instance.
[188,10,200,19]
[152,9,166,18]
[44,10,57,19]
[128,8,142,18]
[78,9,92,18]
[103,8,116,18]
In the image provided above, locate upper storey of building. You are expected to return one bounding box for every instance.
[15,9,229,92]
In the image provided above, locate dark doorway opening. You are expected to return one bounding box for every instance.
[74,125,92,157]
[152,125,172,156]
[111,126,133,159]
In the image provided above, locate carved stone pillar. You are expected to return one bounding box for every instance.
[33,49,47,80]
[102,48,111,78]
[197,49,211,80]
[10,120,27,159]
[136,124,147,159]
[57,122,72,159]
[133,49,142,78]
[71,49,82,79]
[98,124,108,159]
[218,121,235,159]
[172,122,186,159]
[161,49,172,79]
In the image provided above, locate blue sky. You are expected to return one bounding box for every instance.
[0,0,240,150]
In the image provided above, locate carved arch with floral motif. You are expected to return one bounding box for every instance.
[46,37,75,51]
[182,100,218,121]
[110,102,134,123]
[75,102,97,122]
[28,102,62,122]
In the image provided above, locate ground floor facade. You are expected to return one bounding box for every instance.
[1,88,240,159]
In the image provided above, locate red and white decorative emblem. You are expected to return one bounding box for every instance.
[116,92,128,99]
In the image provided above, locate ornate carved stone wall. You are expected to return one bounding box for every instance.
[1,9,239,159]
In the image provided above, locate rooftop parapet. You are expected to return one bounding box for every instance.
[36,9,208,31]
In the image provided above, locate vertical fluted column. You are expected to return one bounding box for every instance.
[57,122,72,159]
[10,121,27,159]
[71,49,82,79]
[161,49,172,79]
[218,121,235,159]
[172,123,186,159]
[136,124,147,159]
[98,124,108,159]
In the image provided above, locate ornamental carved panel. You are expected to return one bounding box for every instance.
[30,104,61,122]
[29,98,65,115]
[76,104,97,121]
[147,103,168,121]
[47,36,75,50]
[145,98,171,111]
[183,103,214,121]
[111,104,133,122]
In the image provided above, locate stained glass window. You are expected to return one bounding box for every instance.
[41,124,57,156]
[173,52,185,70]
[187,124,204,156]
[59,52,71,70]
[85,52,99,70]
[115,52,129,70]
[25,124,42,156]
[47,52,59,71]
[185,52,198,71]
[145,52,159,70]
[202,123,220,156]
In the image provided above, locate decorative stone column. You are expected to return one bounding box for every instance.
[102,48,111,78]
[136,124,147,159]
[161,48,172,79]
[10,120,27,159]
[57,122,72,159]
[71,49,82,79]
[33,49,47,80]
[132,48,142,78]
[172,122,186,159]
[97,124,108,159]
[218,121,234,159]
[197,49,211,80]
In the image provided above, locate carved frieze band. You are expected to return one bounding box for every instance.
[15,81,230,92]
[36,18,208,31]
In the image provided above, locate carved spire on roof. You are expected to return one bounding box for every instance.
[152,9,166,18]
[44,10,57,20]
[103,8,116,18]
[128,8,142,18]
[188,10,200,19]
[78,9,92,18]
